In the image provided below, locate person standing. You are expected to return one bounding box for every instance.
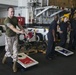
[2,6,25,72]
[68,13,76,50]
[70,5,76,18]
[58,17,69,48]
[46,15,58,60]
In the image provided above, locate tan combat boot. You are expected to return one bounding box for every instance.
[2,55,7,64]
[13,61,17,72]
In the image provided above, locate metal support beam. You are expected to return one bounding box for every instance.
[50,10,63,17]
[35,6,59,17]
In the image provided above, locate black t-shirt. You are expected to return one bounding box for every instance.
[71,19,76,32]
[59,21,68,33]
[71,8,75,14]
[48,20,57,41]
[49,20,57,33]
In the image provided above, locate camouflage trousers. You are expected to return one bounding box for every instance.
[5,35,18,62]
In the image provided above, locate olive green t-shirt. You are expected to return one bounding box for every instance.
[4,16,18,37]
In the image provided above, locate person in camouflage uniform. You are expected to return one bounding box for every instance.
[2,6,25,72]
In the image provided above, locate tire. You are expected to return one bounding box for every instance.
[36,33,43,42]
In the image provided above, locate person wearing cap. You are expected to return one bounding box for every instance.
[58,17,69,48]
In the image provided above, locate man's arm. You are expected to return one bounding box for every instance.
[7,23,24,34]
[17,23,27,35]
[18,23,24,30]
[52,29,56,42]
[67,22,71,32]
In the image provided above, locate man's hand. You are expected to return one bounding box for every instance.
[59,31,63,33]
[19,30,25,34]
[54,38,56,42]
